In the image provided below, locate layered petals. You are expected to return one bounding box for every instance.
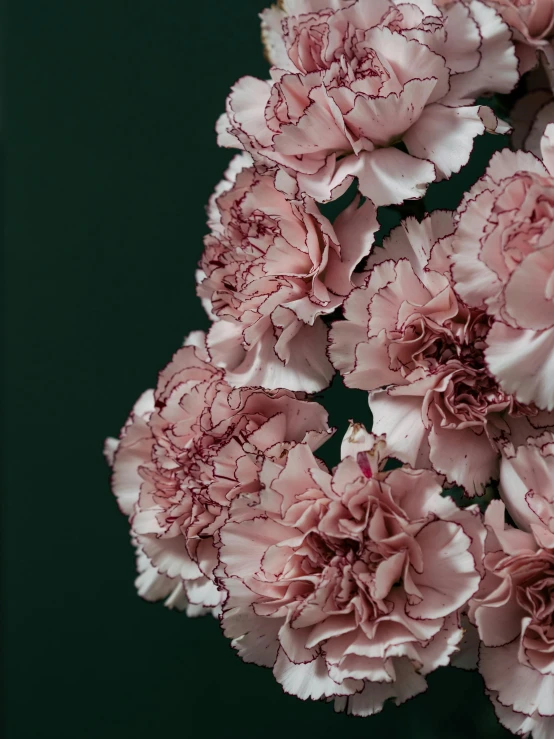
[452,125,554,411]
[218,0,517,204]
[330,213,549,494]
[219,427,485,714]
[198,157,377,391]
[106,332,332,612]
[470,500,554,736]
[476,0,554,78]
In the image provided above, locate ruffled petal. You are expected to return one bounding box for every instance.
[110,390,155,516]
[370,390,431,469]
[356,148,436,207]
[274,650,360,700]
[428,425,498,495]
[442,0,519,103]
[208,317,334,393]
[489,692,554,739]
[408,521,480,619]
[404,104,507,179]
[480,641,554,718]
[134,546,190,612]
[486,322,554,411]
[334,658,428,716]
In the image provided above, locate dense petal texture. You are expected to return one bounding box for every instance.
[107,332,332,611]
[470,501,554,738]
[452,126,554,410]
[198,155,378,392]
[330,212,552,494]
[105,1,554,729]
[218,0,517,203]
[219,425,485,713]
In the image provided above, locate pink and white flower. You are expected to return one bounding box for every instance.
[500,432,554,540]
[478,0,554,77]
[470,501,554,738]
[107,331,332,613]
[198,154,377,392]
[219,424,485,714]
[218,0,517,204]
[329,211,553,494]
[452,124,554,411]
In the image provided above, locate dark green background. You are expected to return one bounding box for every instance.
[6,3,511,737]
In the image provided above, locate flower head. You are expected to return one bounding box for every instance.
[329,211,553,493]
[198,154,377,392]
[452,124,554,410]
[107,332,332,612]
[218,0,517,204]
[219,424,485,713]
[470,501,554,738]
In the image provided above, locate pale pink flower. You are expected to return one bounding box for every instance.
[198,154,377,392]
[329,212,554,494]
[469,501,554,739]
[452,124,554,411]
[217,0,517,204]
[500,432,554,539]
[107,331,332,612]
[219,424,485,713]
[479,0,554,77]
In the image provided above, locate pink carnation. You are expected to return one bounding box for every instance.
[500,432,554,539]
[218,424,485,714]
[329,211,554,494]
[452,124,554,411]
[469,501,554,738]
[479,0,554,76]
[217,0,517,204]
[198,154,377,392]
[107,331,332,613]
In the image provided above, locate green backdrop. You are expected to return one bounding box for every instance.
[6,2,512,737]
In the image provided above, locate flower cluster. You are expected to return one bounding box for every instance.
[107,1,554,735]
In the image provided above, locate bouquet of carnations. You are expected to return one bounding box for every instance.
[105,1,554,735]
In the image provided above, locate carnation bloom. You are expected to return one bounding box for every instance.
[217,0,517,204]
[500,432,554,539]
[452,124,554,411]
[198,154,377,392]
[329,212,553,494]
[479,0,554,76]
[107,331,332,613]
[469,501,554,739]
[219,424,485,714]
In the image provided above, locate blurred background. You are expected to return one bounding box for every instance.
[6,2,511,737]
